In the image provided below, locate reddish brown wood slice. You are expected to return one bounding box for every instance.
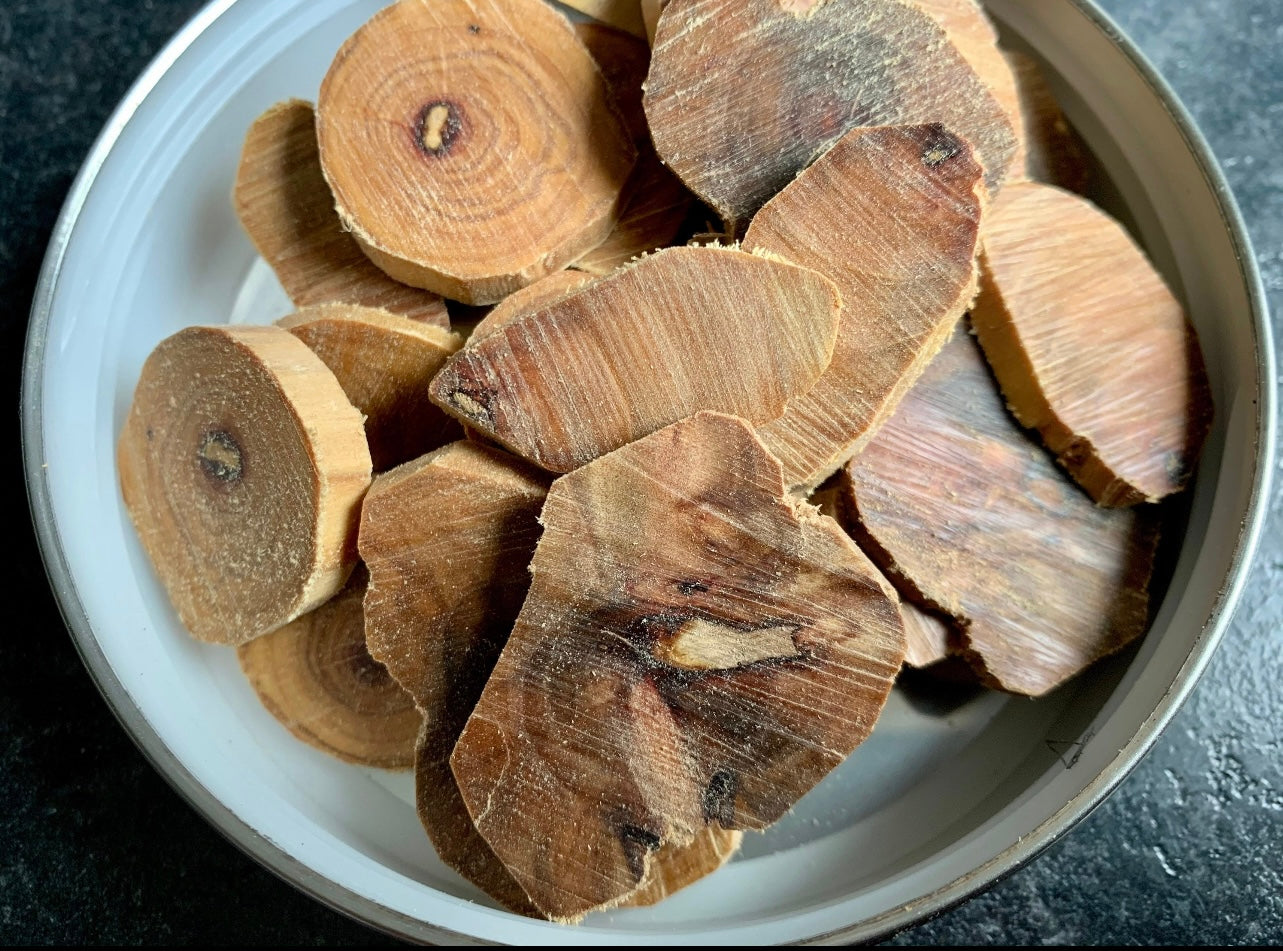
[233,100,449,327]
[237,566,420,769]
[118,325,371,645]
[644,0,1017,221]
[279,304,463,471]
[840,327,1161,696]
[972,182,1212,505]
[452,412,905,920]
[744,123,985,490]
[316,0,636,304]
[430,246,841,473]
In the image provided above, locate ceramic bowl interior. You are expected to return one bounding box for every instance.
[23,0,1274,944]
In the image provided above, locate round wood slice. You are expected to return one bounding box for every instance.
[118,325,372,645]
[279,304,464,472]
[236,566,420,769]
[316,0,637,305]
[643,0,1017,221]
[840,327,1161,696]
[451,412,905,920]
[971,182,1213,505]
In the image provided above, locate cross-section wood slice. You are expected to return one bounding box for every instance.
[316,0,637,305]
[451,412,905,921]
[468,270,593,345]
[559,0,648,37]
[744,124,985,490]
[840,326,1161,696]
[1004,50,1092,193]
[233,100,449,327]
[643,0,1017,221]
[118,325,372,645]
[279,304,464,471]
[575,21,650,144]
[360,441,549,914]
[972,182,1213,505]
[573,154,694,276]
[236,565,420,769]
[430,246,842,473]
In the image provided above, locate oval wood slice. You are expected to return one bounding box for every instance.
[430,245,842,473]
[233,100,449,327]
[451,412,905,921]
[236,566,420,769]
[643,0,1017,221]
[971,182,1213,505]
[118,325,372,645]
[316,0,637,305]
[468,270,593,345]
[279,304,464,471]
[1004,50,1092,193]
[744,123,985,490]
[840,326,1161,697]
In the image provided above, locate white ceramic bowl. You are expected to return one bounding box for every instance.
[22,0,1276,944]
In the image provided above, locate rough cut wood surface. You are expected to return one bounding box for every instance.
[972,182,1213,505]
[430,246,842,473]
[279,304,463,471]
[451,412,905,920]
[468,270,593,345]
[643,0,1017,221]
[559,0,647,37]
[316,0,636,305]
[744,123,985,490]
[1004,50,1092,193]
[360,441,548,913]
[233,100,449,327]
[118,326,371,645]
[236,566,420,769]
[840,327,1161,696]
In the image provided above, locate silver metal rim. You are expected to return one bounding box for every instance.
[20,0,1276,944]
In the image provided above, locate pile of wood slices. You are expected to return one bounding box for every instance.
[117,0,1213,924]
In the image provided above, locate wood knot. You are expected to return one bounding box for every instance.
[921,127,963,168]
[415,100,463,157]
[198,430,243,483]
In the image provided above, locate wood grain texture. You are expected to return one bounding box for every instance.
[468,270,594,345]
[117,326,371,645]
[643,0,1017,221]
[841,327,1161,697]
[233,100,449,327]
[279,304,464,471]
[430,245,842,472]
[452,412,905,920]
[236,566,420,769]
[316,0,636,305]
[360,441,549,914]
[1004,50,1092,193]
[744,124,985,490]
[972,182,1213,505]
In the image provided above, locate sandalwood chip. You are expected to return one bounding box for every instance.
[971,182,1213,505]
[468,270,593,345]
[430,245,842,473]
[451,412,905,920]
[118,325,372,644]
[279,305,464,471]
[316,0,637,304]
[237,566,420,769]
[841,327,1160,697]
[233,100,449,327]
[644,0,1017,221]
[361,442,549,914]
[744,123,985,490]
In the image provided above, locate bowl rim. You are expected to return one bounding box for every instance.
[20,0,1277,944]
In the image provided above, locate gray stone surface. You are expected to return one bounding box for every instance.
[1,0,1279,943]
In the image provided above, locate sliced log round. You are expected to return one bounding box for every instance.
[316,0,637,305]
[237,566,419,769]
[118,325,372,644]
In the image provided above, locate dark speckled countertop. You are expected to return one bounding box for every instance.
[2,0,1280,944]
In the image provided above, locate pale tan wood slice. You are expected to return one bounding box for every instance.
[840,326,1161,697]
[279,304,464,471]
[574,21,650,143]
[430,245,841,473]
[559,0,647,37]
[451,412,905,921]
[744,124,985,491]
[573,152,694,276]
[118,325,372,645]
[643,0,1017,221]
[1004,50,1092,193]
[468,270,594,345]
[233,100,449,327]
[236,566,420,769]
[361,442,550,915]
[972,182,1213,505]
[316,0,636,305]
